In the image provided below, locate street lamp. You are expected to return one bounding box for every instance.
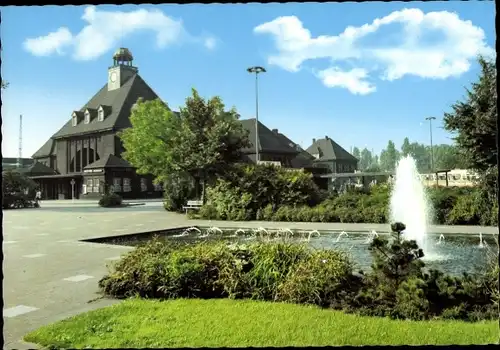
[247,66,266,162]
[425,117,436,173]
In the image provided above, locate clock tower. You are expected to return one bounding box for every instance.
[108,48,138,91]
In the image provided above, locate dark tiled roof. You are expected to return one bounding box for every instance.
[18,162,57,176]
[305,137,358,162]
[52,74,160,139]
[274,132,315,168]
[240,118,298,155]
[84,154,133,169]
[32,138,55,158]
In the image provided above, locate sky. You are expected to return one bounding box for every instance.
[1,2,495,158]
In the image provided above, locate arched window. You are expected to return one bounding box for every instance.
[84,111,90,124]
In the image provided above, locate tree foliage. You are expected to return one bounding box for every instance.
[119,89,250,185]
[443,56,497,173]
[379,140,400,172]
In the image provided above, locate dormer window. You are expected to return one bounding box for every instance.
[72,113,78,126]
[84,110,90,124]
[97,105,109,121]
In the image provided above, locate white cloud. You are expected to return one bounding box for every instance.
[254,8,493,94]
[23,28,73,57]
[316,67,376,95]
[23,6,216,61]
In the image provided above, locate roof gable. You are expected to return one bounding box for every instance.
[305,137,357,162]
[32,138,55,158]
[240,119,298,155]
[52,74,160,139]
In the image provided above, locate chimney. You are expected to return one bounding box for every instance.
[325,135,329,140]
[312,138,316,144]
[272,128,278,133]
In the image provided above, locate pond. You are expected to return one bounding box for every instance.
[88,226,498,276]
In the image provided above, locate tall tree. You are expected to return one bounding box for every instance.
[443,56,497,173]
[401,137,412,157]
[380,140,400,172]
[359,148,373,171]
[1,80,8,89]
[352,147,361,161]
[119,89,250,199]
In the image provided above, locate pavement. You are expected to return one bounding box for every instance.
[2,201,498,349]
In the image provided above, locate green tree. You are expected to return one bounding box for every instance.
[1,80,8,89]
[359,148,373,171]
[401,137,412,157]
[432,144,468,170]
[119,89,250,200]
[380,141,400,172]
[443,56,497,173]
[352,147,361,161]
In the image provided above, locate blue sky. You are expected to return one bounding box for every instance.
[1,2,495,158]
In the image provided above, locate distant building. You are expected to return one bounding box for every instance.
[2,157,34,170]
[305,136,358,173]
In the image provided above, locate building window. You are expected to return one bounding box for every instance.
[72,115,78,126]
[123,178,132,192]
[93,178,100,193]
[98,108,104,121]
[140,178,148,192]
[84,111,90,124]
[113,178,122,192]
[86,178,93,193]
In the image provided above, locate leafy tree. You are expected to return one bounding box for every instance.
[433,144,468,170]
[443,56,497,173]
[352,147,361,161]
[1,80,8,89]
[119,89,250,201]
[359,148,373,171]
[401,137,412,157]
[380,140,400,172]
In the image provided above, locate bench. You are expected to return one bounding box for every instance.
[183,200,203,214]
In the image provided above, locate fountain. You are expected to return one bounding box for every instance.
[364,230,379,243]
[307,230,321,242]
[389,156,431,253]
[336,231,349,242]
[479,233,484,248]
[437,234,445,245]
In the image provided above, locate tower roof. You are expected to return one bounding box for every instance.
[113,47,133,62]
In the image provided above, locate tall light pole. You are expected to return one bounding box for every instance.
[247,66,266,162]
[425,117,436,173]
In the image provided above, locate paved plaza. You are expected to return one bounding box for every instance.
[2,201,497,349]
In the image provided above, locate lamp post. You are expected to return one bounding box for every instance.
[425,116,436,175]
[247,66,266,162]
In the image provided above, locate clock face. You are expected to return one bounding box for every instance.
[110,72,117,83]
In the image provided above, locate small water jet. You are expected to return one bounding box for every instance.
[277,228,294,239]
[336,231,348,242]
[478,233,484,248]
[437,234,445,245]
[390,156,431,253]
[364,230,379,243]
[307,230,321,242]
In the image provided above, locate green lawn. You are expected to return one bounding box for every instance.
[25,299,497,348]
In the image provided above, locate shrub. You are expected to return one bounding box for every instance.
[205,180,253,220]
[2,170,38,209]
[200,164,322,220]
[198,204,219,220]
[98,193,123,207]
[277,249,353,306]
[163,172,195,212]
